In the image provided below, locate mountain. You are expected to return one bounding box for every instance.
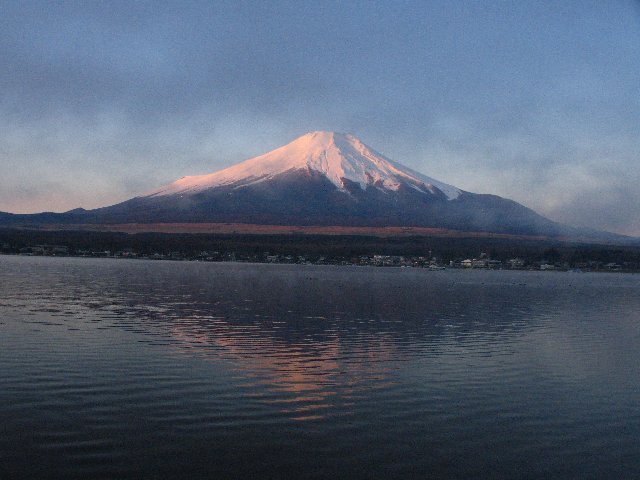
[146,131,462,200]
[0,131,632,242]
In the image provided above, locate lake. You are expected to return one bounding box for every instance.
[1,255,639,479]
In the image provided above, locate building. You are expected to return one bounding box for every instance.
[508,258,525,269]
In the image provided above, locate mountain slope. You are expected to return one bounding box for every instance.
[89,169,556,235]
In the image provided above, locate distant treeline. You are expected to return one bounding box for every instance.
[2,228,640,267]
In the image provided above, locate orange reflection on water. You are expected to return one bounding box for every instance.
[169,321,398,421]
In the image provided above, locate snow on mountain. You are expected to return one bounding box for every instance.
[147,131,461,200]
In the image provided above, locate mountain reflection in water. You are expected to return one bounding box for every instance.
[1,256,640,479]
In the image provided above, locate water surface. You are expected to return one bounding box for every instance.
[1,256,639,478]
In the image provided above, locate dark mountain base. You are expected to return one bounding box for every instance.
[0,171,633,244]
[91,171,562,235]
[0,171,561,232]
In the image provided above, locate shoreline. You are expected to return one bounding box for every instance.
[2,251,637,274]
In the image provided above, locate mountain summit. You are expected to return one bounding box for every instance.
[148,131,461,200]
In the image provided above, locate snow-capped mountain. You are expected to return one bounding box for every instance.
[147,131,461,200]
[0,130,629,241]
[112,130,557,235]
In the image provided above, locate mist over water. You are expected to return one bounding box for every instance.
[1,256,639,478]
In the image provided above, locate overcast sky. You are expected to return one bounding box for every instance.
[1,0,639,235]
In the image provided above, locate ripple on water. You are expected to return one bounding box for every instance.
[1,256,640,479]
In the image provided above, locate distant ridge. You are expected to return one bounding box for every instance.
[0,131,635,244]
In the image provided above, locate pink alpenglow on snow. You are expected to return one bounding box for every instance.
[147,131,461,200]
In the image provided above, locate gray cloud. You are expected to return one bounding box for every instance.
[1,0,639,235]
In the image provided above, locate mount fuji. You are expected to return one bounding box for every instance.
[147,131,462,200]
[0,131,628,241]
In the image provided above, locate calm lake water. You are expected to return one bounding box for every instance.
[1,255,639,479]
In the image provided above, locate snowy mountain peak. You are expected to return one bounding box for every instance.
[147,131,461,199]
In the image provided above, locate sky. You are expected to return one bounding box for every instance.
[1,0,639,235]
